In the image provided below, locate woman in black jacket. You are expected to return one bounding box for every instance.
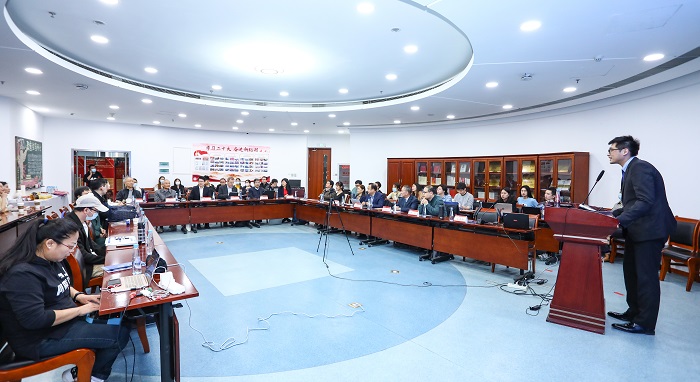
[171,178,187,199]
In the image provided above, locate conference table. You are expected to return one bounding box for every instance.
[0,207,48,255]
[100,221,199,382]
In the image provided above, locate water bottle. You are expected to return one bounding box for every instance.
[419,204,425,218]
[438,205,445,220]
[555,188,561,207]
[392,203,397,213]
[132,244,142,275]
[449,206,454,221]
[137,215,146,244]
[146,229,154,257]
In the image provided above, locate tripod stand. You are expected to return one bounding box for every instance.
[317,200,356,257]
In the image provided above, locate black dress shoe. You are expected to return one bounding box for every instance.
[607,311,634,322]
[181,226,187,234]
[251,222,261,228]
[611,322,655,335]
[192,227,198,233]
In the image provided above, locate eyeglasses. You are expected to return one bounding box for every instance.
[607,148,622,153]
[58,241,77,250]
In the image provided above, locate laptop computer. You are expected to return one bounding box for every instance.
[264,190,276,199]
[521,206,541,216]
[117,249,160,290]
[444,202,459,216]
[494,203,513,214]
[502,213,530,230]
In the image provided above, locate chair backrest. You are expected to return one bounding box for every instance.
[527,214,539,229]
[476,210,498,224]
[64,250,88,291]
[668,217,700,251]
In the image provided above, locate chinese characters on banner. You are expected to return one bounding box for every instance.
[192,143,270,181]
[15,136,43,189]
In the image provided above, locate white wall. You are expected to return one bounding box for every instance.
[0,96,43,193]
[41,118,351,193]
[349,71,700,218]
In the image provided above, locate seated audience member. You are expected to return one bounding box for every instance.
[154,175,166,191]
[188,177,214,232]
[247,178,264,200]
[351,180,362,199]
[320,180,336,201]
[234,178,243,193]
[494,187,517,209]
[73,187,103,245]
[89,178,112,231]
[411,182,424,201]
[131,178,141,193]
[517,185,539,208]
[215,178,227,196]
[73,186,90,202]
[115,176,142,202]
[65,193,108,278]
[365,183,386,209]
[215,177,240,228]
[0,218,129,382]
[356,184,368,203]
[541,187,557,207]
[453,182,474,210]
[397,185,419,212]
[269,179,279,196]
[387,182,401,202]
[420,186,445,216]
[278,178,293,223]
[436,185,453,203]
[374,181,383,193]
[260,176,270,191]
[0,181,9,213]
[171,178,186,199]
[333,181,347,203]
[82,164,103,185]
[242,179,252,197]
[154,179,179,233]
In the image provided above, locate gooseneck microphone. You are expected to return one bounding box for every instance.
[581,170,605,209]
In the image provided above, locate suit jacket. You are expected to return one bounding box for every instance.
[368,191,386,208]
[248,186,263,200]
[115,188,142,201]
[188,186,214,201]
[613,157,676,242]
[216,184,238,199]
[397,195,419,212]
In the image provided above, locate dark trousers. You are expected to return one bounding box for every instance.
[622,238,665,330]
[37,319,130,380]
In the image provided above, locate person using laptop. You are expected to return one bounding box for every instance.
[0,218,130,382]
[517,185,539,208]
[397,185,419,212]
[453,182,474,210]
[494,187,517,209]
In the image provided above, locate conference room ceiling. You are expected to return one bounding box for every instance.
[1,0,699,134]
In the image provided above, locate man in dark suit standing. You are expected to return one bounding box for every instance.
[607,135,676,335]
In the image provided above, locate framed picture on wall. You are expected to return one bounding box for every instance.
[15,136,43,189]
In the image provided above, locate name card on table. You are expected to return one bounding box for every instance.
[261,195,269,200]
[230,196,240,200]
[381,206,392,212]
[454,215,468,222]
[138,198,145,203]
[408,209,419,216]
[201,197,212,201]
[333,200,340,206]
[353,203,362,208]
[165,198,177,202]
[285,195,295,199]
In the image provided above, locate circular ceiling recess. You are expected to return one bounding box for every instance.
[5,0,473,112]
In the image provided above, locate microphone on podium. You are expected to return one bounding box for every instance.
[580,170,605,211]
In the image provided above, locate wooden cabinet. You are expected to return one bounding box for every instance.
[388,152,588,203]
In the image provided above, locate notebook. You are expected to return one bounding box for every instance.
[105,235,137,247]
[117,249,160,290]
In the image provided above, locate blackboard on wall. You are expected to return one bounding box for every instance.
[15,136,42,189]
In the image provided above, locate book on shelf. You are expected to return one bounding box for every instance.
[418,175,427,184]
[446,175,456,185]
[460,164,468,171]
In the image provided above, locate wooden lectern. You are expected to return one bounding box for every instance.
[544,207,618,334]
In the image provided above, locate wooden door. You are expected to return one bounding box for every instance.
[387,160,401,188]
[400,161,415,186]
[308,148,331,199]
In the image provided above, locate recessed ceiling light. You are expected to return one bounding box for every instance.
[485,81,499,88]
[520,20,541,32]
[343,122,350,126]
[385,73,397,80]
[394,120,401,124]
[90,35,109,44]
[236,119,243,123]
[563,87,577,93]
[106,116,115,121]
[338,130,345,134]
[404,45,418,54]
[259,68,281,75]
[357,2,375,14]
[33,107,49,113]
[328,114,336,118]
[446,114,455,119]
[502,104,513,110]
[100,0,119,5]
[178,113,187,118]
[109,105,119,110]
[338,88,349,94]
[232,126,239,130]
[211,85,222,90]
[26,90,40,95]
[195,124,202,128]
[241,111,249,116]
[25,68,42,75]
[291,122,298,126]
[141,98,152,104]
[303,130,310,133]
[153,121,160,125]
[643,53,665,62]
[280,91,289,96]
[410,106,420,111]
[144,67,158,74]
[269,128,275,132]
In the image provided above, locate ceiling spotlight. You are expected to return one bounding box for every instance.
[25,68,43,75]
[520,20,541,32]
[338,130,345,134]
[100,0,119,5]
[643,53,665,62]
[385,73,397,80]
[394,120,401,124]
[410,106,420,111]
[232,126,239,130]
[90,35,109,44]
[236,119,243,123]
[280,91,289,96]
[563,87,577,93]
[26,90,40,95]
[303,130,310,133]
[291,122,298,126]
[106,116,115,121]
[141,98,152,104]
[144,67,158,74]
[485,81,499,88]
[404,45,418,54]
[195,124,202,128]
[241,111,249,116]
[269,128,275,132]
[328,114,336,118]
[338,88,349,94]
[357,2,375,13]
[446,114,455,119]
[502,104,513,110]
[343,122,350,126]
[153,121,160,125]
[178,113,187,118]
[211,85,222,90]
[109,105,119,110]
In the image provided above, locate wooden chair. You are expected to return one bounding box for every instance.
[0,322,95,382]
[608,237,625,263]
[659,217,700,291]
